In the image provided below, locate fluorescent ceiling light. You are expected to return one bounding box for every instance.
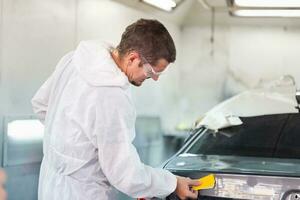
[142,0,177,12]
[233,9,300,17]
[234,0,300,8]
[229,0,300,17]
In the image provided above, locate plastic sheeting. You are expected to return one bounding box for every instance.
[197,76,299,131]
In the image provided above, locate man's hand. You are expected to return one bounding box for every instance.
[175,176,201,200]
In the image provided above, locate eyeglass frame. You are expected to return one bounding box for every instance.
[139,55,163,79]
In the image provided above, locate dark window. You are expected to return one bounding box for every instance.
[275,114,300,159]
[187,114,297,158]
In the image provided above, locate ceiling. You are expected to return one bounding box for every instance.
[111,0,300,27]
[111,0,228,25]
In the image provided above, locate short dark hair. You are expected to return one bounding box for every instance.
[116,19,176,65]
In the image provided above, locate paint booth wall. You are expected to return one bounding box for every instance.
[178,9,300,124]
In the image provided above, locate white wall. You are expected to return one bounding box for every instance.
[228,25,300,90]
[0,0,76,116]
[178,9,300,124]
[177,25,229,124]
[0,0,182,132]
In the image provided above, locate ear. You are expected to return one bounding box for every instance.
[127,51,140,65]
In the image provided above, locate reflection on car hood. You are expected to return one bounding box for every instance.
[165,154,300,177]
[197,76,298,131]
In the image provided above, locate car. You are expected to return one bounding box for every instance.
[163,76,300,200]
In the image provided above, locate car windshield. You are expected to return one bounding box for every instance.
[187,113,300,159]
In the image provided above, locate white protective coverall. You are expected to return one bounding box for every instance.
[32,41,177,200]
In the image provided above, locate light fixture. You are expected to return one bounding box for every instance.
[234,0,300,8]
[141,0,183,12]
[233,9,300,17]
[228,0,300,17]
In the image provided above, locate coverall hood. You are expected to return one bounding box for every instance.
[73,41,129,88]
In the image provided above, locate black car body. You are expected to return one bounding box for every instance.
[164,78,300,200]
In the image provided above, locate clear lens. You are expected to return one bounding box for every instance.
[140,55,162,79]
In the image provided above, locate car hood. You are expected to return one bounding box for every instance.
[164,154,300,177]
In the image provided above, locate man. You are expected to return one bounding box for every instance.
[32,19,200,200]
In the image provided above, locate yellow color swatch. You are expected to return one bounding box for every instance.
[192,174,215,191]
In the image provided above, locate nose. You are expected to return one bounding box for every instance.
[152,75,159,81]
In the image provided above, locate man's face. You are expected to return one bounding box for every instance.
[125,54,169,87]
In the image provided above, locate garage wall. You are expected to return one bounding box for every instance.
[178,9,300,124]
[177,24,229,124]
[228,25,300,91]
[0,0,76,116]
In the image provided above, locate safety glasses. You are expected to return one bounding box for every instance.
[140,55,163,79]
